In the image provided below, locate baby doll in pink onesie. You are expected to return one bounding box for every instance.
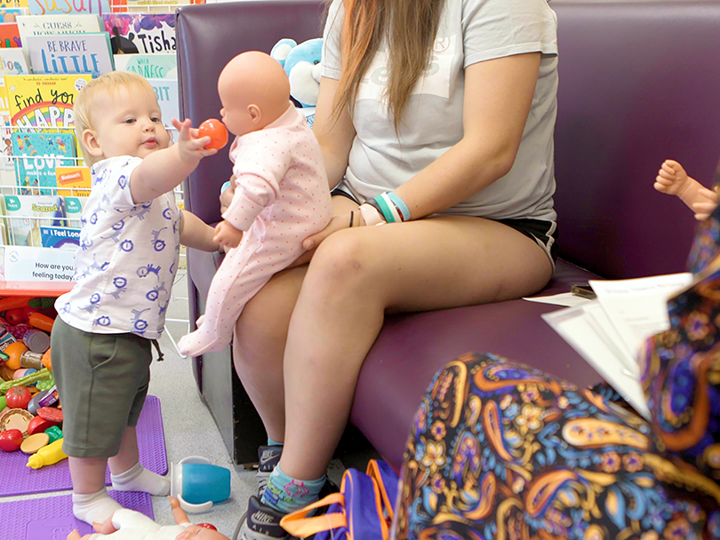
[177,51,333,356]
[66,496,227,539]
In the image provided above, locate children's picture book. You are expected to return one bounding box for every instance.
[0,47,29,73]
[0,22,20,47]
[26,32,113,76]
[2,193,66,246]
[113,52,175,78]
[55,164,90,195]
[16,13,101,38]
[29,0,111,18]
[40,224,79,249]
[0,0,29,8]
[148,78,177,128]
[111,0,193,14]
[0,7,26,20]
[12,130,76,194]
[5,73,91,130]
[102,13,175,55]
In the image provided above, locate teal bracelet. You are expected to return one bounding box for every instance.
[386,192,410,221]
[374,194,398,223]
[366,198,387,222]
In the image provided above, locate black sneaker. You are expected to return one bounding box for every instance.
[256,445,283,496]
[234,479,340,540]
[235,495,296,540]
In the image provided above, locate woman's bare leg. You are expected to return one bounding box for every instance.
[231,196,359,442]
[280,215,553,479]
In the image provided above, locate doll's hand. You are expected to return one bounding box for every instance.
[172,119,218,164]
[219,175,236,214]
[654,160,691,196]
[691,188,718,221]
[213,220,243,249]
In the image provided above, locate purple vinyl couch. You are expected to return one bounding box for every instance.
[176,0,720,469]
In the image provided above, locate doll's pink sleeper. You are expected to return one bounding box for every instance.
[177,106,332,356]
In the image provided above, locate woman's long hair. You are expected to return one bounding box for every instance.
[332,0,445,132]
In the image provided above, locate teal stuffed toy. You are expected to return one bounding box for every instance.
[270,38,322,126]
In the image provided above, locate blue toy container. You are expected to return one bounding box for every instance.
[170,456,232,513]
[182,463,231,505]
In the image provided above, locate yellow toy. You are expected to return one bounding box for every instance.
[27,437,67,469]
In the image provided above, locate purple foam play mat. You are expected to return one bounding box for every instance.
[0,395,168,497]
[0,490,153,540]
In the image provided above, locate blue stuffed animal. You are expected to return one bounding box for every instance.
[271,38,322,126]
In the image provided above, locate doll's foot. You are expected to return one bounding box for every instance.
[177,328,228,357]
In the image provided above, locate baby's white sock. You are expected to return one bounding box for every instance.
[72,488,122,525]
[111,461,170,496]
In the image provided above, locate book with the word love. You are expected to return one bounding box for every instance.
[11,129,76,194]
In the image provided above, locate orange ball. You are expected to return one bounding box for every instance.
[4,342,28,370]
[198,118,228,151]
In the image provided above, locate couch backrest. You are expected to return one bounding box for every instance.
[553,1,720,278]
[177,0,720,279]
[176,0,325,224]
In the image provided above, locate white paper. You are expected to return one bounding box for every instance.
[523,292,594,308]
[3,244,76,282]
[589,273,693,358]
[543,304,650,419]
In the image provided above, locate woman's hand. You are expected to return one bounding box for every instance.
[219,174,236,214]
[287,210,366,268]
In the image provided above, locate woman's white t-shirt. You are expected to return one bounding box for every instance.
[322,0,558,221]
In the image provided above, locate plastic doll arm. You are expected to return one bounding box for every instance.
[655,160,718,220]
[213,220,244,249]
[130,119,217,205]
[169,496,192,526]
[179,210,220,252]
[222,172,281,231]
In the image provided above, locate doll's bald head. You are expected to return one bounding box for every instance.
[218,51,291,136]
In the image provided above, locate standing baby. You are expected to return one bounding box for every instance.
[51,71,219,526]
[178,51,333,356]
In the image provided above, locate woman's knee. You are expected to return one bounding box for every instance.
[307,230,376,293]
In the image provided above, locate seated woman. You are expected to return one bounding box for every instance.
[219,0,561,537]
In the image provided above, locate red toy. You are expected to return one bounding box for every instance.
[0,428,23,452]
[198,118,228,151]
[6,386,32,409]
[5,308,25,325]
[27,415,57,435]
[37,406,63,423]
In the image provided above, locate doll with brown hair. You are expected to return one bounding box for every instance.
[654,159,719,220]
[177,51,333,357]
[66,496,228,539]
